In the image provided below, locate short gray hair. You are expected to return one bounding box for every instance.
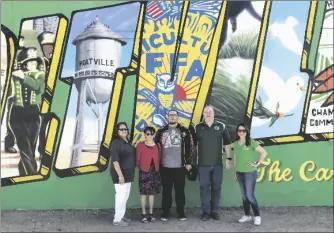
[203,105,214,112]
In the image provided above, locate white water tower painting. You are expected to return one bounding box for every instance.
[55,3,140,169]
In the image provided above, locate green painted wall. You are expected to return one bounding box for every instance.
[2,140,334,210]
[1,1,333,210]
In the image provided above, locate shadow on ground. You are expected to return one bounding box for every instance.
[1,207,333,232]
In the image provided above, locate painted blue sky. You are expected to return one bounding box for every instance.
[251,1,311,138]
[60,2,140,120]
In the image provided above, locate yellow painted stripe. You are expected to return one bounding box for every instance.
[41,100,50,114]
[45,118,59,155]
[301,1,317,69]
[11,175,44,183]
[103,71,125,147]
[75,166,99,173]
[44,17,67,113]
[99,156,107,166]
[192,1,228,124]
[270,136,304,143]
[131,3,145,69]
[40,166,49,176]
[246,1,272,116]
[306,1,317,44]
[323,133,334,139]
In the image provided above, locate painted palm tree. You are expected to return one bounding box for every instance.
[210,31,259,139]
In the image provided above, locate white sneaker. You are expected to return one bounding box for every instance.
[253,216,261,226]
[238,215,252,223]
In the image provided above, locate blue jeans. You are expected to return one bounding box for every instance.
[198,165,223,213]
[236,171,260,216]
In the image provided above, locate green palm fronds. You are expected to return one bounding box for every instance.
[219,31,259,59]
[211,80,247,138]
[209,31,260,138]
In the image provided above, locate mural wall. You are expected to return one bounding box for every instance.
[1,0,333,210]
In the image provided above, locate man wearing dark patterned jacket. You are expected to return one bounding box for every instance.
[155,109,193,222]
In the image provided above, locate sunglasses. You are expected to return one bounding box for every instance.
[145,133,154,136]
[238,129,246,133]
[118,128,128,132]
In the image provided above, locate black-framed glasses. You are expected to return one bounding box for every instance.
[238,129,246,133]
[118,128,128,132]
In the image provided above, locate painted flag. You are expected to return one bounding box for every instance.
[147,1,169,20]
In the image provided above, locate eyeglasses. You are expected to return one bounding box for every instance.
[145,133,153,136]
[118,128,128,132]
[238,129,246,133]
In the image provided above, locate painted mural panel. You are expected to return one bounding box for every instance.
[133,0,228,145]
[1,15,67,186]
[0,0,332,187]
[53,2,141,176]
[249,1,311,139]
[206,1,266,140]
[305,1,334,135]
[132,0,189,145]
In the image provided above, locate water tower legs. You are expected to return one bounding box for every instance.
[70,80,87,167]
[97,103,104,146]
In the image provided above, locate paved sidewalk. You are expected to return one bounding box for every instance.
[1,207,333,232]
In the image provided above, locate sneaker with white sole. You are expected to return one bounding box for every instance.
[113,219,129,227]
[238,215,252,223]
[253,216,261,226]
[177,213,187,221]
[160,212,170,221]
[122,216,131,223]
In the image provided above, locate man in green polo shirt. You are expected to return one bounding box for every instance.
[9,47,45,176]
[195,105,232,221]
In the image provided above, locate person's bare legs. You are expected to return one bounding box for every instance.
[140,195,147,214]
[149,195,154,214]
[140,195,148,223]
[148,195,156,221]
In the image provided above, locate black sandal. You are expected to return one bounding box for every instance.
[147,213,156,222]
[141,214,148,223]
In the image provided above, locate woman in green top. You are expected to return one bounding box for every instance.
[233,123,267,226]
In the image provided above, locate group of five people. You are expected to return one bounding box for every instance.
[109,105,267,227]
